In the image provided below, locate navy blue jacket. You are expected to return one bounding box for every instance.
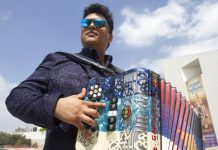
[6,48,120,150]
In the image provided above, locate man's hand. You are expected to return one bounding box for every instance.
[54,88,105,137]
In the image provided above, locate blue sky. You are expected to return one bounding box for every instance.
[1,0,218,132]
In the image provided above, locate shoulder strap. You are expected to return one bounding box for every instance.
[55,51,123,75]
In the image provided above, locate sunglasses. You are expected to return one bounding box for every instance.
[80,19,107,28]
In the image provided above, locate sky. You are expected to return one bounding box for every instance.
[0,0,218,133]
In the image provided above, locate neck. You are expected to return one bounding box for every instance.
[97,51,105,66]
[82,47,106,66]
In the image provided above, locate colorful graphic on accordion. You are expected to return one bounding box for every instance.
[76,68,160,150]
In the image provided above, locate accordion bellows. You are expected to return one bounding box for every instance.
[76,68,203,150]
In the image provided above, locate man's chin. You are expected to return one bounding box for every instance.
[86,36,98,41]
[85,39,98,44]
[84,41,98,48]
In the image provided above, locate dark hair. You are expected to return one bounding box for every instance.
[83,3,114,34]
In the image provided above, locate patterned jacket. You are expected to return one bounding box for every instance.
[6,48,121,150]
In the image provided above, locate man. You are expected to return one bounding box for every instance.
[6,3,121,150]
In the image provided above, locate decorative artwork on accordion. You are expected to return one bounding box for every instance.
[160,79,166,149]
[162,82,173,149]
[183,106,194,150]
[187,111,197,150]
[161,81,171,150]
[192,112,204,150]
[177,101,190,150]
[168,92,181,150]
[148,70,161,150]
[173,96,186,150]
[76,68,161,150]
[75,67,205,150]
[167,87,177,149]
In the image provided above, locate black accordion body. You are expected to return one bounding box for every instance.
[76,68,203,150]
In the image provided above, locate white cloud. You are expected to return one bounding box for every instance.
[117,0,218,58]
[186,2,218,40]
[169,0,192,4]
[162,37,218,57]
[0,11,12,22]
[0,75,30,133]
[117,1,187,47]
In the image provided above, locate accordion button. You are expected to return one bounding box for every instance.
[111,97,118,104]
[91,98,96,102]
[108,116,116,124]
[90,86,94,91]
[109,104,117,110]
[107,124,115,131]
[94,85,99,89]
[89,91,94,95]
[93,93,97,98]
[91,127,97,132]
[98,88,102,92]
[94,89,98,93]
[97,92,102,97]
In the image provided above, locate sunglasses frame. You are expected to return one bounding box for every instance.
[81,19,107,28]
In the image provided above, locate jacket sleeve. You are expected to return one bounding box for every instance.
[5,53,62,129]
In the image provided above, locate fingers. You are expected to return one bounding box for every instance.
[81,114,96,127]
[86,101,105,108]
[82,101,105,120]
[67,88,106,138]
[77,88,86,99]
[84,108,99,119]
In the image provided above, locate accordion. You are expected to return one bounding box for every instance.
[76,68,203,150]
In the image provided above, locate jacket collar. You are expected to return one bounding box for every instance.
[80,48,113,67]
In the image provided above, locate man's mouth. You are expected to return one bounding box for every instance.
[86,31,97,37]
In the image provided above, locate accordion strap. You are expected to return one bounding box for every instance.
[55,51,123,75]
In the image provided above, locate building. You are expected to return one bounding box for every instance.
[13,126,45,149]
[161,50,218,150]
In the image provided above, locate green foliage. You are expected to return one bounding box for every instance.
[39,127,46,132]
[0,132,31,146]
[0,132,11,145]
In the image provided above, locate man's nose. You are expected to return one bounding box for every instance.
[89,22,96,28]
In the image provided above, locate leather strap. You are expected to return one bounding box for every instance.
[56,52,123,75]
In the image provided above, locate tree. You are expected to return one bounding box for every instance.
[39,127,46,132]
[0,132,11,145]
[0,131,31,146]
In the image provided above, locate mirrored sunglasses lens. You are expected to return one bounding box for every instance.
[93,20,106,28]
[81,19,91,27]
[81,19,106,28]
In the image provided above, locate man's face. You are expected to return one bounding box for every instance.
[80,13,112,53]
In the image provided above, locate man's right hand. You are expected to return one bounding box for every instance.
[54,88,105,137]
